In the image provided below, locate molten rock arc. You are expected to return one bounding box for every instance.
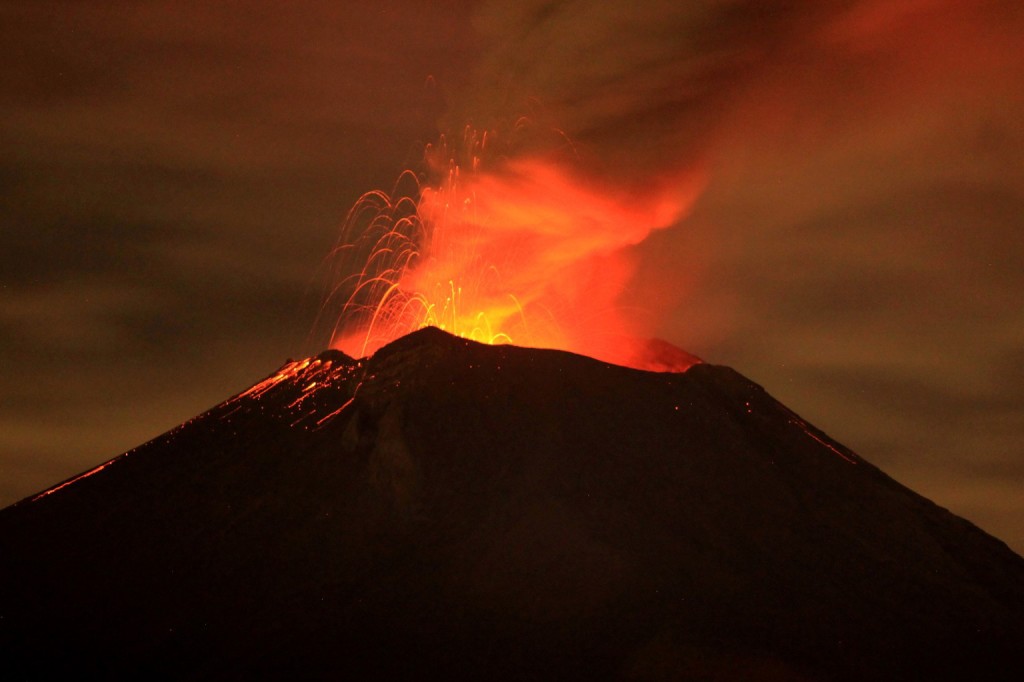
[316,127,699,368]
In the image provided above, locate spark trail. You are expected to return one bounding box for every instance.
[317,124,700,368]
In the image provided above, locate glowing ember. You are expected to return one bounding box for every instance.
[317,125,701,368]
[31,460,117,501]
[224,351,362,429]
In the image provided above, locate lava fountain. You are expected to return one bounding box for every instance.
[318,125,700,368]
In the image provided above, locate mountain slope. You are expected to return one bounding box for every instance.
[2,327,1023,680]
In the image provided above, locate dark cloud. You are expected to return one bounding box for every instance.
[0,0,476,509]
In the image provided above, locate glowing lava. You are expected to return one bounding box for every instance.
[318,126,701,369]
[226,351,363,429]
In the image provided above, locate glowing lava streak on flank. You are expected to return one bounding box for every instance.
[319,126,700,367]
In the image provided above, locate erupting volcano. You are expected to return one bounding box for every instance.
[316,126,699,370]
[6,0,1024,677]
[2,328,1023,680]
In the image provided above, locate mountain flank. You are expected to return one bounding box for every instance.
[2,327,1023,680]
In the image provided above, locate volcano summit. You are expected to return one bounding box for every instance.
[2,328,1023,680]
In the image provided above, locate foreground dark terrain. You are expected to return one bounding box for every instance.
[2,328,1023,680]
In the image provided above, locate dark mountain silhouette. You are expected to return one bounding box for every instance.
[2,327,1023,680]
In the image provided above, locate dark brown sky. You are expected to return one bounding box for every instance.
[2,1,1023,552]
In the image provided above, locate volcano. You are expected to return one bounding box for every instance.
[2,327,1022,680]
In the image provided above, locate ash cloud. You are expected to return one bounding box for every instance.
[456,0,1024,548]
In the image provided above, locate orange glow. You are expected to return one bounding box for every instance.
[783,408,859,465]
[31,460,117,501]
[318,126,702,369]
[224,354,363,429]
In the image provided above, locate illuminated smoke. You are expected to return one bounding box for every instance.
[318,123,702,368]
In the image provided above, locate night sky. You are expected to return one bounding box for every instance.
[2,1,1022,552]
